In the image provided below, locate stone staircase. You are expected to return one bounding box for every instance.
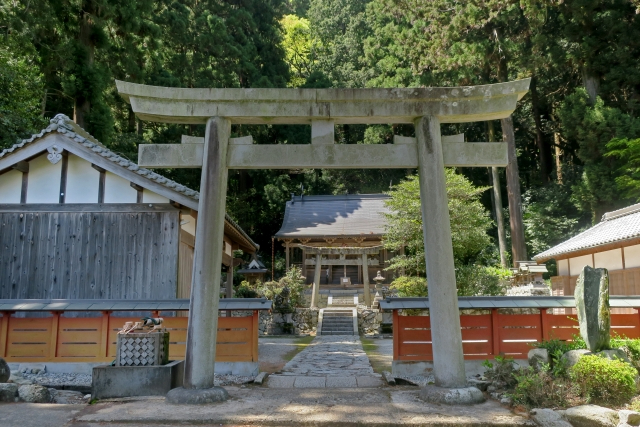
[318,309,357,335]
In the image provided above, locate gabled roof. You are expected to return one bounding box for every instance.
[534,203,640,262]
[275,194,390,238]
[0,114,258,251]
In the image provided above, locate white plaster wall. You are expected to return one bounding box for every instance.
[569,254,593,276]
[104,171,137,203]
[65,154,99,203]
[0,169,22,203]
[26,154,61,203]
[181,214,196,236]
[142,189,170,204]
[594,248,623,271]
[557,259,569,276]
[625,244,640,269]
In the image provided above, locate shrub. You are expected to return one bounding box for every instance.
[533,337,586,374]
[483,355,518,388]
[611,337,640,366]
[455,265,510,296]
[256,266,305,314]
[235,281,259,298]
[511,366,578,408]
[389,276,427,297]
[569,355,638,405]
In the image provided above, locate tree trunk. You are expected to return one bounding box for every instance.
[487,121,507,267]
[530,76,552,182]
[582,69,600,106]
[554,133,563,184]
[74,1,96,128]
[501,116,528,265]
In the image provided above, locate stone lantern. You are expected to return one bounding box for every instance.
[372,271,385,309]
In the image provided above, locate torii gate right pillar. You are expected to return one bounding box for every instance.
[415,116,466,388]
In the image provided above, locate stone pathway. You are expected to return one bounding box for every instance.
[268,335,383,388]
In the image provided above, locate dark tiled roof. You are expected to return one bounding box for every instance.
[275,194,389,238]
[0,114,258,250]
[379,296,640,310]
[0,298,272,311]
[534,203,640,261]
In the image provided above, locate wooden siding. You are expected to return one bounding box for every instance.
[0,311,259,363]
[551,266,640,297]
[178,230,195,299]
[0,205,179,301]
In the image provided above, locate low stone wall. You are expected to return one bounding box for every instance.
[257,309,319,335]
[358,307,382,336]
[506,284,551,296]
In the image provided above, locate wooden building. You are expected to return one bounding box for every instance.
[275,194,397,287]
[534,203,640,297]
[0,114,258,302]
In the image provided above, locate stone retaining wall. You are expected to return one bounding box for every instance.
[255,309,319,335]
[357,307,382,336]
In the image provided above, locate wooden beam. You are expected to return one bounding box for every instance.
[58,151,68,203]
[12,161,29,173]
[0,203,178,213]
[138,142,508,169]
[20,170,28,203]
[130,182,144,203]
[305,258,379,266]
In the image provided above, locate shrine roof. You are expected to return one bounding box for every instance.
[534,202,640,262]
[275,194,389,239]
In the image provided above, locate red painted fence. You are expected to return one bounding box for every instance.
[393,309,640,361]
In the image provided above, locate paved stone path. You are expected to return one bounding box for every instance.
[268,335,383,388]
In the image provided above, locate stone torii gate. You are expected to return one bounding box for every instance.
[116,79,530,403]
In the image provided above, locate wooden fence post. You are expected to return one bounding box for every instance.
[0,312,11,358]
[491,309,500,357]
[100,311,112,359]
[49,312,60,360]
[540,308,550,342]
[393,310,400,360]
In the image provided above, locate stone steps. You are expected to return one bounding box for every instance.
[319,309,356,335]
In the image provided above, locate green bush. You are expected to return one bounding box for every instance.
[569,355,638,405]
[611,337,640,366]
[389,276,427,297]
[256,266,305,314]
[455,265,510,296]
[235,281,259,298]
[482,356,518,388]
[533,337,586,374]
[511,366,578,408]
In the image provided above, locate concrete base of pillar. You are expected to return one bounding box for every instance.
[419,385,485,405]
[166,386,229,404]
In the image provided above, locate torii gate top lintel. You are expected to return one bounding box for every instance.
[116,78,530,125]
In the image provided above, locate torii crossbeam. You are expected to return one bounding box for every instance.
[116,79,530,403]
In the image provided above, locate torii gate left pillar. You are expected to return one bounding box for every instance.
[116,79,530,405]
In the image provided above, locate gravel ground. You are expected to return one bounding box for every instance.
[258,336,301,373]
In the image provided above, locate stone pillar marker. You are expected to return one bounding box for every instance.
[361,254,371,307]
[575,265,610,352]
[415,115,483,403]
[166,117,230,404]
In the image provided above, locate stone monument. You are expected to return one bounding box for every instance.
[574,265,610,352]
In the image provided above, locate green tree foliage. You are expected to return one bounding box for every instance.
[0,37,46,147]
[280,14,314,87]
[558,89,640,220]
[383,171,492,277]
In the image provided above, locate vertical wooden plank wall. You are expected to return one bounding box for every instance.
[0,207,179,304]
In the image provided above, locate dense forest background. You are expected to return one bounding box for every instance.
[3,0,640,277]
